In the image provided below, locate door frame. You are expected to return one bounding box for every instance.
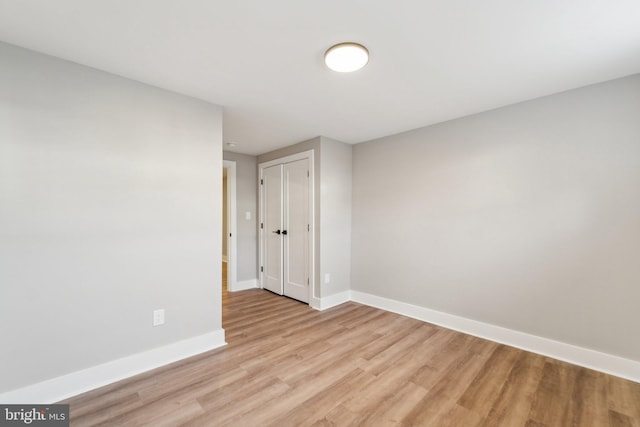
[223,160,237,291]
[258,150,315,305]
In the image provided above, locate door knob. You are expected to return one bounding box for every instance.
[282,230,288,235]
[272,229,281,235]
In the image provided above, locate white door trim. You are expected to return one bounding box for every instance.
[223,160,237,291]
[258,150,315,305]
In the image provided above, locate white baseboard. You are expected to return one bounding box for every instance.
[310,290,352,311]
[310,296,321,310]
[350,291,640,383]
[230,278,258,292]
[0,329,227,404]
[5,291,637,405]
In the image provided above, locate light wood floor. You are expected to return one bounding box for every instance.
[63,265,640,426]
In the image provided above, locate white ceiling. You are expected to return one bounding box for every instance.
[1,1,639,155]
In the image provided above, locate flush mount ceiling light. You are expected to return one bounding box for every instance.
[324,42,369,73]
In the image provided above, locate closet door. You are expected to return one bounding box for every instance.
[262,164,283,295]
[260,158,310,303]
[283,159,309,302]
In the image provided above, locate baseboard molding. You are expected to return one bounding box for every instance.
[309,297,321,310]
[5,292,636,405]
[230,279,258,292]
[0,329,227,404]
[310,290,352,311]
[350,291,640,383]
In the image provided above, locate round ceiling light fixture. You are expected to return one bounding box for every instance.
[324,42,369,73]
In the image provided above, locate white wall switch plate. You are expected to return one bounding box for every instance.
[153,309,165,326]
[245,211,251,220]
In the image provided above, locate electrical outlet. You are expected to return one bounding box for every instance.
[153,309,165,326]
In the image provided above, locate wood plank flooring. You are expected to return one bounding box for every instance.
[62,266,640,426]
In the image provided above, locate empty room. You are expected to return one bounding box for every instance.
[1,1,639,426]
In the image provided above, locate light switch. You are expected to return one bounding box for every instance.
[245,211,251,220]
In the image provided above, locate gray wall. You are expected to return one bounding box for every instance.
[223,151,258,282]
[0,42,223,392]
[351,74,640,361]
[320,138,352,297]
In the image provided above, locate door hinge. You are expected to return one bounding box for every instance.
[229,233,232,237]
[261,222,263,229]
[261,266,264,273]
[307,278,309,285]
[260,178,264,185]
[307,224,310,231]
[307,170,309,178]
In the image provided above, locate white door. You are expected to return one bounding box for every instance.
[283,159,309,302]
[263,165,283,295]
[261,158,310,303]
